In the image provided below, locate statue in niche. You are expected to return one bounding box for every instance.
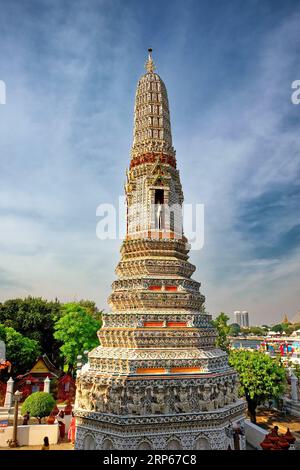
[127,386,145,415]
[77,378,92,411]
[156,202,163,229]
[198,384,214,411]
[223,382,231,405]
[90,383,108,412]
[174,385,191,413]
[151,386,168,414]
[107,383,124,414]
[214,384,225,409]
[227,383,236,405]
[233,380,240,398]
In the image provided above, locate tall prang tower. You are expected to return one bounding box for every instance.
[74,50,246,450]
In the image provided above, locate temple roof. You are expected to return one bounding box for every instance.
[16,354,63,379]
[282,314,289,324]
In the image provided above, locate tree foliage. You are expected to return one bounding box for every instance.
[229,349,286,423]
[229,323,241,336]
[0,324,40,375]
[212,312,230,352]
[21,392,56,423]
[0,297,62,365]
[54,303,101,373]
[249,326,266,336]
[271,324,283,333]
[78,299,104,322]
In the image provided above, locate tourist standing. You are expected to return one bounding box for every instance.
[56,410,66,440]
[41,436,50,450]
[68,412,76,445]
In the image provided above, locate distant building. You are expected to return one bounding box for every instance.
[234,310,249,328]
[234,311,241,326]
[241,311,249,328]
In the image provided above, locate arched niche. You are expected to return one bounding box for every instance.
[166,438,182,450]
[83,434,96,450]
[102,438,114,450]
[194,436,211,450]
[138,441,152,450]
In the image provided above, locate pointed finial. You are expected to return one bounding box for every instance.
[145,48,156,73]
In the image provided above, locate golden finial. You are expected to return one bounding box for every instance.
[145,48,156,73]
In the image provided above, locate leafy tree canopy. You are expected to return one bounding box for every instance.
[21,391,55,423]
[0,323,40,376]
[229,349,286,423]
[248,326,266,336]
[212,312,230,353]
[229,323,241,336]
[54,303,101,373]
[78,299,103,322]
[0,297,62,365]
[271,324,283,333]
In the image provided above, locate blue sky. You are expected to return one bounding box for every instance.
[0,0,299,325]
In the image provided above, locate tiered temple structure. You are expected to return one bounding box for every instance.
[74,50,246,450]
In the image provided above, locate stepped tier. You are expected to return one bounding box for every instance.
[108,291,205,311]
[98,327,217,349]
[102,312,213,328]
[116,259,196,278]
[87,347,229,375]
[75,368,241,417]
[112,277,200,292]
[120,239,190,261]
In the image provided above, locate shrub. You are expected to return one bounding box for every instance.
[21,391,56,424]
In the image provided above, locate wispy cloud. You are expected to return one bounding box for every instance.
[0,0,299,324]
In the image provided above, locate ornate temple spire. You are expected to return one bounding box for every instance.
[74,49,246,451]
[131,49,175,161]
[145,48,156,73]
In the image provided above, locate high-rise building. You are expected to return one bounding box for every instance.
[234,310,249,328]
[74,50,246,450]
[241,311,249,328]
[234,311,241,326]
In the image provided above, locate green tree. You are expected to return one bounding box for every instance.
[212,312,230,353]
[0,324,6,342]
[229,323,241,336]
[0,297,62,365]
[283,327,294,336]
[78,299,103,322]
[249,326,266,336]
[0,324,40,375]
[54,303,101,374]
[21,392,55,424]
[271,324,283,333]
[229,349,286,423]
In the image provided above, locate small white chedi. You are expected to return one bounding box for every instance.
[74,50,246,450]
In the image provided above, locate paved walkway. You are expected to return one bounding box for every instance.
[0,439,74,451]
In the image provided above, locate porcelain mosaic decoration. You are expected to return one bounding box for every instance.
[74,50,246,451]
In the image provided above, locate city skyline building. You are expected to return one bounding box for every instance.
[234,310,249,328]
